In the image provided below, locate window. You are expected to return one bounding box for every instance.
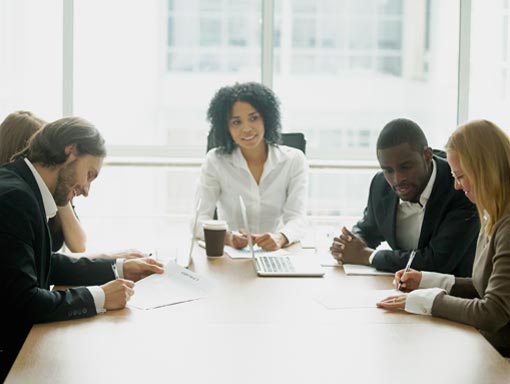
[4,0,507,223]
[74,0,261,156]
[468,0,510,128]
[274,0,459,161]
[0,0,62,121]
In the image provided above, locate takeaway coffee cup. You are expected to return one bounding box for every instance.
[203,220,228,257]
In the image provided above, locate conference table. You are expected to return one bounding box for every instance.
[6,244,510,383]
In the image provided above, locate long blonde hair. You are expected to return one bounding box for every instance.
[445,120,510,235]
[0,111,46,164]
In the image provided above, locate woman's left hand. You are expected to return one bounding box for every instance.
[376,294,407,310]
[252,232,288,251]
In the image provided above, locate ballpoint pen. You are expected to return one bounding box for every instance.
[397,249,416,290]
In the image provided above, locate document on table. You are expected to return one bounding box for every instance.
[224,245,289,259]
[316,289,402,310]
[317,251,342,267]
[128,262,213,310]
[343,264,394,276]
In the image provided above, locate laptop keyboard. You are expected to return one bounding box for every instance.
[256,255,296,273]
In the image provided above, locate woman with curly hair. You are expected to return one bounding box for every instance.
[377,120,510,356]
[194,82,308,251]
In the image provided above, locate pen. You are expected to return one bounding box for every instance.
[111,263,119,280]
[397,249,416,290]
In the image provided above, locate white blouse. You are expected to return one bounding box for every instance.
[193,145,309,244]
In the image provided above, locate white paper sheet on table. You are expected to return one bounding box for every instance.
[128,262,213,310]
[343,264,394,276]
[316,289,402,309]
[224,245,289,259]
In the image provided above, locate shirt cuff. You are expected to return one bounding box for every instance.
[87,286,106,314]
[116,259,125,279]
[405,288,445,315]
[419,271,455,293]
[368,250,378,265]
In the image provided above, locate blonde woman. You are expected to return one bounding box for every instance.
[377,120,510,356]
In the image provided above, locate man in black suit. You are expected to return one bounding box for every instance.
[0,117,164,381]
[330,118,479,276]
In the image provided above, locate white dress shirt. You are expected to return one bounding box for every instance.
[194,145,309,243]
[395,158,437,250]
[370,159,437,264]
[24,158,106,314]
[405,271,455,315]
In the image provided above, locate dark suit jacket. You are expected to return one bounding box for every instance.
[352,155,479,276]
[0,158,115,379]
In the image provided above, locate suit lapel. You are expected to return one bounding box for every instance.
[10,159,53,285]
[419,157,449,247]
[378,191,399,248]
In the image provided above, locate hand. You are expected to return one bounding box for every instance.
[393,268,422,292]
[123,258,164,282]
[107,249,147,260]
[229,230,248,249]
[101,279,135,310]
[252,232,288,251]
[329,226,372,265]
[376,294,407,310]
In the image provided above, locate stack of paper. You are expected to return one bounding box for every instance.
[128,262,213,310]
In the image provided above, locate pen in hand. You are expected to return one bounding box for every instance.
[397,249,416,291]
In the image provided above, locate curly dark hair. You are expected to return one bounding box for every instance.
[206,82,282,154]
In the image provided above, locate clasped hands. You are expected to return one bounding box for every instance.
[329,226,372,266]
[101,257,164,310]
[228,230,288,251]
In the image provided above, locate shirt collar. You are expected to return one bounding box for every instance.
[231,144,285,169]
[399,158,437,207]
[24,158,58,221]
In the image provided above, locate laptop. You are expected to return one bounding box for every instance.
[177,198,201,268]
[239,196,324,277]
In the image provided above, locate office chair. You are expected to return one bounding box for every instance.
[206,132,306,154]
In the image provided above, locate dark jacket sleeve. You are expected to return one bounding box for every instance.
[351,176,386,249]
[50,254,115,286]
[371,190,479,276]
[0,189,113,324]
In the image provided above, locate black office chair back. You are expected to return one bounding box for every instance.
[281,132,306,154]
[206,132,306,154]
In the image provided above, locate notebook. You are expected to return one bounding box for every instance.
[239,196,324,277]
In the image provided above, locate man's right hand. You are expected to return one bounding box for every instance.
[101,279,135,310]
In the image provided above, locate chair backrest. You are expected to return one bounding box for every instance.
[206,132,306,154]
[281,132,306,154]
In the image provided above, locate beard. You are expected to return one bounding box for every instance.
[53,160,78,207]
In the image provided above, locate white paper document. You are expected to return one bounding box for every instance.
[224,245,289,259]
[128,262,213,310]
[317,252,342,267]
[316,289,402,310]
[343,264,394,276]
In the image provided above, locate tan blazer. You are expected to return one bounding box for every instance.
[432,212,510,352]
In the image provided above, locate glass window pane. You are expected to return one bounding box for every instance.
[0,0,62,120]
[74,0,261,155]
[274,0,459,163]
[469,0,510,127]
